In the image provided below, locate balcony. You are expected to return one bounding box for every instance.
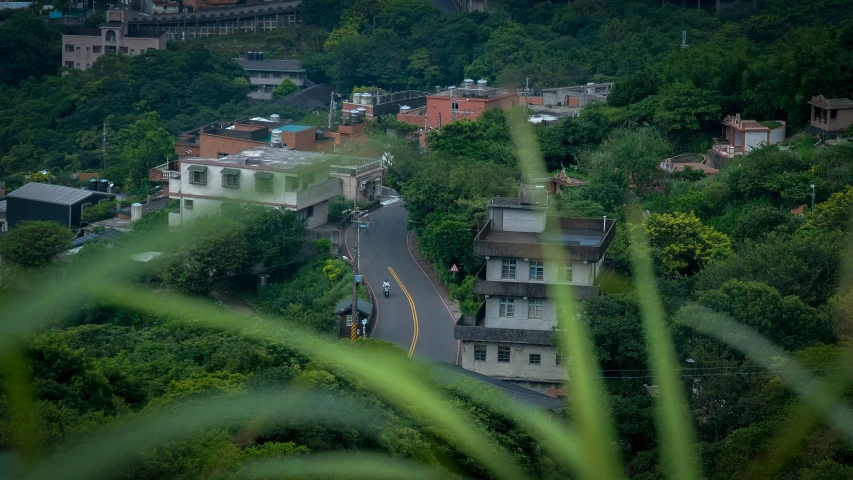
[454,304,554,346]
[473,217,615,262]
[329,159,383,177]
[712,143,744,159]
[296,178,341,210]
[148,161,180,182]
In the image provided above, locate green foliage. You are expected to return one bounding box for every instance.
[108,112,175,191]
[313,238,332,254]
[810,186,853,232]
[645,211,732,277]
[271,78,299,98]
[0,10,60,87]
[418,215,478,276]
[81,201,118,224]
[0,220,72,268]
[582,128,672,197]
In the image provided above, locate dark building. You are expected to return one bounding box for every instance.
[6,182,113,230]
[334,299,373,339]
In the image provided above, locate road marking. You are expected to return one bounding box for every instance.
[380,197,400,206]
[388,266,418,358]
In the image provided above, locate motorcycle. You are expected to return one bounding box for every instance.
[383,285,390,298]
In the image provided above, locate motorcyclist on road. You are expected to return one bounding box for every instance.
[382,279,390,294]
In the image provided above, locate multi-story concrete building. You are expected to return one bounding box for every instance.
[235,55,307,99]
[454,186,615,395]
[166,147,383,229]
[809,96,853,138]
[61,8,166,70]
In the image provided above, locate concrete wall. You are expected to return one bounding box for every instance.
[302,199,328,229]
[489,207,545,233]
[425,93,518,129]
[281,128,315,151]
[62,32,165,70]
[483,296,556,330]
[459,341,565,384]
[745,131,767,152]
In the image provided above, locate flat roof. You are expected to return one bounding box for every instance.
[275,124,312,133]
[483,229,606,247]
[184,147,336,173]
[7,182,109,206]
[234,58,305,72]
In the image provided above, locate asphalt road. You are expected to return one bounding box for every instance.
[345,199,459,364]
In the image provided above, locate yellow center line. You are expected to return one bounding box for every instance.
[388,267,418,358]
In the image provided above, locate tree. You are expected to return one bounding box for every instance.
[228,206,305,274]
[645,211,732,276]
[583,294,647,371]
[810,186,853,232]
[108,112,174,192]
[272,79,299,98]
[418,215,478,276]
[651,81,721,133]
[581,128,672,196]
[0,221,72,268]
[690,279,832,351]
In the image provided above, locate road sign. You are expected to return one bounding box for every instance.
[450,263,459,273]
[361,319,367,325]
[355,274,363,284]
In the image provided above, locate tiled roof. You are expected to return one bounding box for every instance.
[7,182,108,206]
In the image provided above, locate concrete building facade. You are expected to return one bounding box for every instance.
[62,8,166,70]
[166,147,383,229]
[235,56,307,100]
[454,187,615,395]
[809,96,853,138]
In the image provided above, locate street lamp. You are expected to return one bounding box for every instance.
[810,184,816,212]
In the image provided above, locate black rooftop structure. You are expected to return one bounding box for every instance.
[334,299,373,317]
[271,83,332,112]
[6,183,112,229]
[427,362,565,412]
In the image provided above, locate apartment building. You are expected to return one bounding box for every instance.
[166,147,384,229]
[61,8,166,70]
[454,186,615,395]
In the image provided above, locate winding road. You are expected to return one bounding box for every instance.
[345,199,459,364]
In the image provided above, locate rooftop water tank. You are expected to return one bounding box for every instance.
[477,79,488,89]
[353,93,362,104]
[247,52,254,61]
[269,114,280,123]
[98,179,109,192]
[361,93,372,105]
[399,105,411,113]
[463,78,474,89]
[88,179,98,191]
[271,129,282,146]
[257,51,264,61]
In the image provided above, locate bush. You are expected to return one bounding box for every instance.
[81,201,118,223]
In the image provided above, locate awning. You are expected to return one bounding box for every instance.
[187,165,207,172]
[253,171,274,178]
[221,168,241,175]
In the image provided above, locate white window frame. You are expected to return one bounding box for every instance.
[528,298,543,319]
[529,260,544,281]
[346,314,353,326]
[558,261,573,283]
[499,298,515,317]
[501,259,517,279]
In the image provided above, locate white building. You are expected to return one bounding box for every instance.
[454,186,615,395]
[168,147,346,229]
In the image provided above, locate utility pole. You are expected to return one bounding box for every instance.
[102,122,108,172]
[811,184,816,212]
[449,86,455,121]
[328,91,335,129]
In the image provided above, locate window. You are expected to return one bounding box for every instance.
[558,262,573,282]
[188,165,207,185]
[501,259,517,279]
[529,260,544,281]
[556,354,565,365]
[86,64,90,68]
[105,30,116,42]
[93,45,102,53]
[65,44,74,52]
[499,298,514,317]
[65,61,74,68]
[346,314,353,326]
[255,172,273,192]
[221,168,240,188]
[529,354,541,365]
[184,199,194,209]
[119,47,128,54]
[76,46,81,50]
[86,46,90,51]
[452,102,459,110]
[296,206,315,222]
[528,298,543,319]
[130,48,135,53]
[75,63,80,67]
[474,345,487,361]
[498,346,511,363]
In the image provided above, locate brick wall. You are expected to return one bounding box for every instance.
[199,134,266,159]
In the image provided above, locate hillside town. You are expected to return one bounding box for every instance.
[1,0,853,478]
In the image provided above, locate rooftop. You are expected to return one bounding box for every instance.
[275,124,312,133]
[234,58,304,72]
[482,229,607,247]
[334,299,373,317]
[7,182,111,206]
[185,147,340,173]
[271,82,332,111]
[809,96,853,109]
[427,362,564,411]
